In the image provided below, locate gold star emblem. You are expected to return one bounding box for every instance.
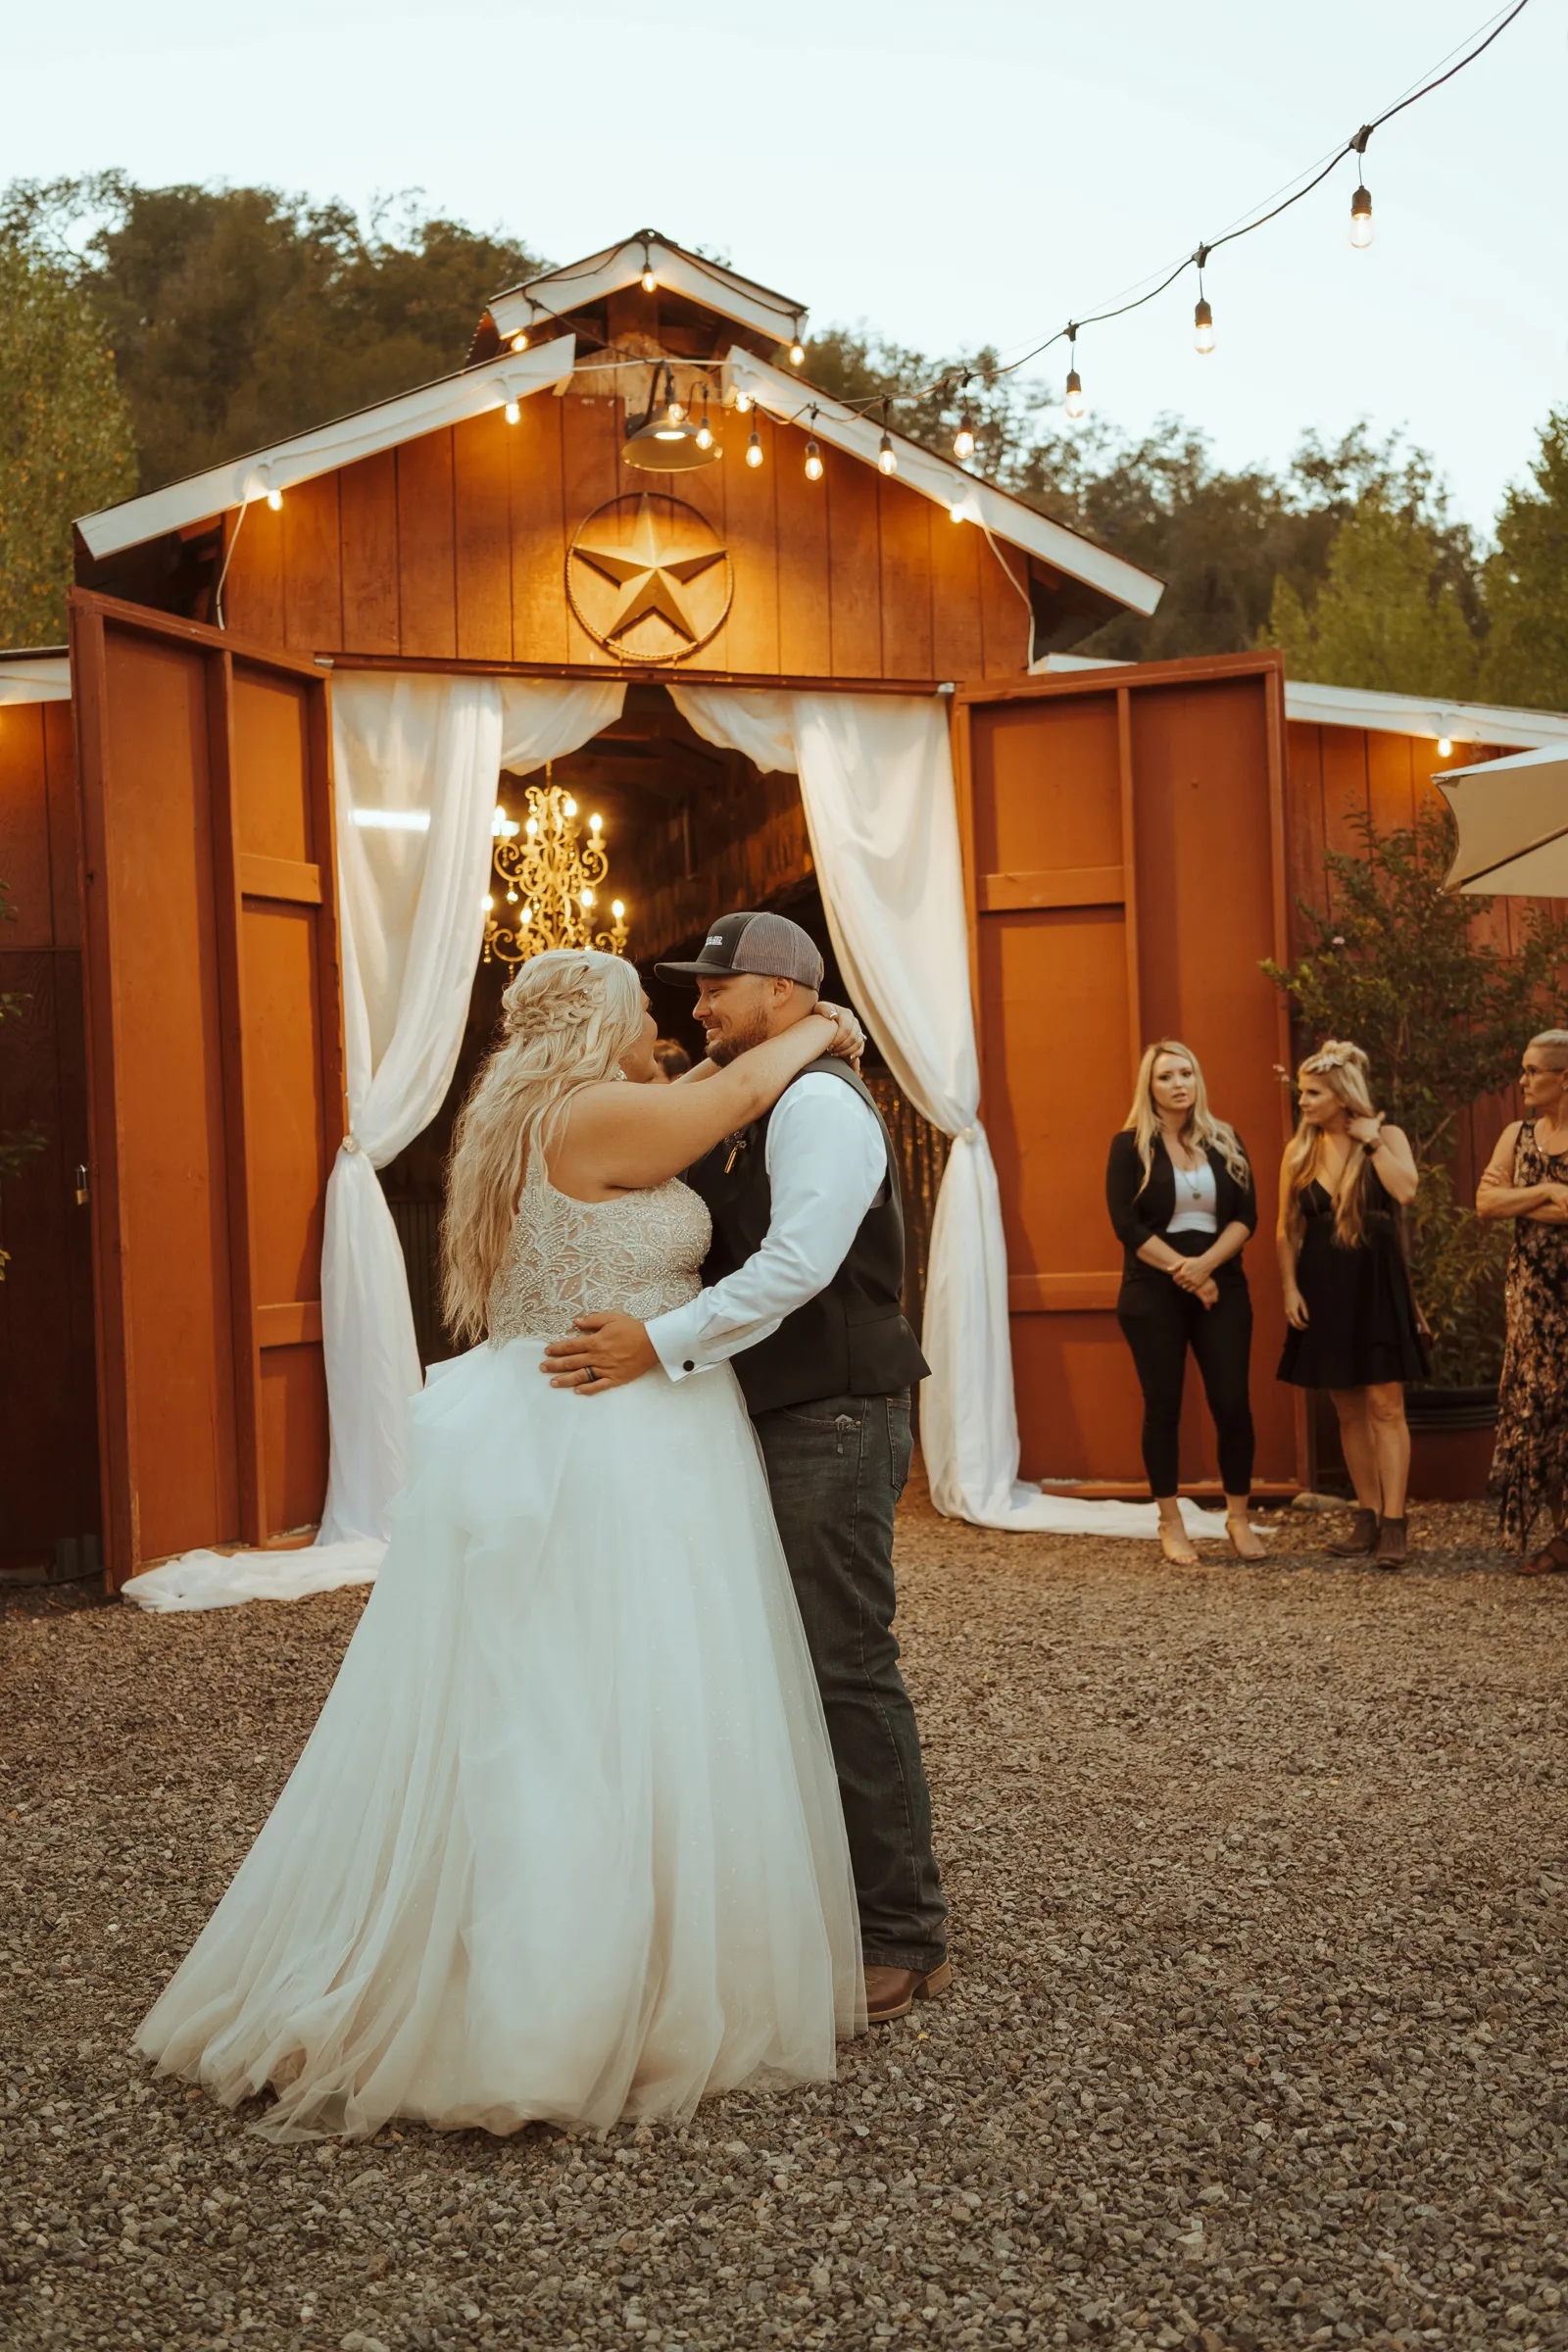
[565,492,734,664]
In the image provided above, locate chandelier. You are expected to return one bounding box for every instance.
[483,764,629,968]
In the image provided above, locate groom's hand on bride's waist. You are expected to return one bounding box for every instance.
[541,1313,658,1394]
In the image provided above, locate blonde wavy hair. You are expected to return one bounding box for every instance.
[441,950,644,1344]
[1282,1038,1380,1250]
[1123,1038,1250,1195]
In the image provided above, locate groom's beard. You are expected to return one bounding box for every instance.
[705,1006,775,1066]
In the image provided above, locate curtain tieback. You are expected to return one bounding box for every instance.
[955,1123,982,1146]
[340,1134,364,1156]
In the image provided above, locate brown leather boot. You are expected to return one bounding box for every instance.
[1374,1516,1408,1569]
[1327,1506,1380,1558]
[864,1960,954,2024]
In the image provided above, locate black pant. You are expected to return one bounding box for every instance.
[1117,1264,1255,1499]
[751,1390,948,1975]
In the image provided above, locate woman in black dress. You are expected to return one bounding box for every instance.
[1107,1039,1263,1567]
[1276,1041,1423,1567]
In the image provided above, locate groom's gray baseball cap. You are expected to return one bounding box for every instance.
[654,909,824,991]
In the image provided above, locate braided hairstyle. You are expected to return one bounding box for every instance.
[441,950,644,1343]
[1282,1039,1381,1250]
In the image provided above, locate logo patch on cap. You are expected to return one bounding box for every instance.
[705,934,725,948]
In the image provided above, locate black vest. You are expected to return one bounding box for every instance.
[685,1059,930,1415]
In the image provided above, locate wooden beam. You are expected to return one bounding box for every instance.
[325,652,955,698]
[977,864,1126,913]
[257,1300,324,1347]
[237,853,323,905]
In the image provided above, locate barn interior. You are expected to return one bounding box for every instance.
[377,682,950,1368]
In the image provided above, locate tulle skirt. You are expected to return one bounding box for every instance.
[134,1340,864,2140]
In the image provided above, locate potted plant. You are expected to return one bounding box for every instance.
[1263,806,1568,1494]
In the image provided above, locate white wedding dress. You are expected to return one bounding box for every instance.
[135,1156,864,2140]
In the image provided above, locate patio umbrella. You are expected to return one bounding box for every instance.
[1438,743,1568,895]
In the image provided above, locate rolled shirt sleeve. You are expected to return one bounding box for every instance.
[647,1074,886,1380]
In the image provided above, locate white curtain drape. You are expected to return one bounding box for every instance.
[123,672,622,1610]
[670,684,1222,1540]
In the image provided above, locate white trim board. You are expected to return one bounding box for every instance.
[492,233,807,353]
[1034,653,1568,749]
[75,337,577,562]
[725,351,1164,620]
[0,652,71,706]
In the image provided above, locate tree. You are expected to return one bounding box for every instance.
[2,177,547,494]
[0,232,136,647]
[1260,500,1479,699]
[1263,807,1568,1382]
[1480,409,1568,713]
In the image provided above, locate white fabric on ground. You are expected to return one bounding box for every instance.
[120,1541,385,1614]
[669,683,1229,1543]
[135,1337,862,2136]
[126,673,623,1611]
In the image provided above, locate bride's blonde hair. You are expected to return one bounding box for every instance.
[1123,1038,1250,1194]
[1282,1038,1380,1250]
[441,950,644,1344]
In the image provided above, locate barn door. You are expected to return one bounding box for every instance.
[70,590,346,1584]
[951,652,1304,1494]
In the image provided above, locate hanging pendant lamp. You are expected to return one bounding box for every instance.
[622,364,722,472]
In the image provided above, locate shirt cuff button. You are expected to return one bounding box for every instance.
[683,1360,696,1372]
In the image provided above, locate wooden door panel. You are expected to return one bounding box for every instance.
[231,664,318,864]
[955,653,1300,1494]
[71,591,345,1581]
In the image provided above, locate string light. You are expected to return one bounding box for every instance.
[1349,185,1374,246]
[877,401,898,476]
[747,421,763,468]
[267,486,283,511]
[511,331,529,353]
[640,241,657,295]
[695,395,714,452]
[805,437,824,482]
[949,494,966,524]
[954,415,976,463]
[504,398,520,424]
[733,389,753,415]
[789,319,806,366]
[1193,245,1213,354]
[1063,327,1085,420]
[665,369,685,425]
[1438,735,1453,758]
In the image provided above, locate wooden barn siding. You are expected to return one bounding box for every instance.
[1284,719,1568,1200]
[0,698,99,1561]
[220,396,1030,679]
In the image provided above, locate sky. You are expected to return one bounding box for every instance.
[10,0,1563,534]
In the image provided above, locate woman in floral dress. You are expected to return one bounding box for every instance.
[1478,1030,1568,1573]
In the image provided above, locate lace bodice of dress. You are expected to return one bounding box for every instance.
[486,1152,711,1344]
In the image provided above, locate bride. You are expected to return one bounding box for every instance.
[135,948,866,2140]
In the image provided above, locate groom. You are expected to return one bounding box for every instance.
[543,910,949,2022]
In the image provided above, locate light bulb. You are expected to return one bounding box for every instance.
[1349,183,1373,249]
[1438,735,1453,758]
[789,339,805,367]
[564,796,577,816]
[525,816,538,837]
[666,395,684,424]
[641,266,657,294]
[267,487,283,511]
[519,906,531,926]
[504,398,520,424]
[589,812,602,832]
[484,894,495,910]
[1064,368,1085,420]
[492,805,506,835]
[805,438,823,482]
[747,426,763,468]
[511,330,529,353]
[580,887,595,908]
[954,416,975,463]
[950,496,966,524]
[1194,297,1214,355]
[733,390,752,415]
[878,430,897,477]
[612,900,624,919]
[506,889,517,905]
[696,406,713,451]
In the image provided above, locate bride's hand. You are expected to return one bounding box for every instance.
[814,1000,865,1068]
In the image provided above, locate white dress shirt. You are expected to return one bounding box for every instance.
[647,1073,886,1381]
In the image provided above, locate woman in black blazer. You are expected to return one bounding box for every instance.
[1105,1039,1262,1564]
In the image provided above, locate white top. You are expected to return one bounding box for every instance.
[1165,1156,1218,1236]
[646,1073,886,1381]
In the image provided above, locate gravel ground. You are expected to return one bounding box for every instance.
[4,1487,1567,2352]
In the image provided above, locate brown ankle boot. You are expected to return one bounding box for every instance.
[1374,1516,1408,1569]
[1327,1506,1379,1557]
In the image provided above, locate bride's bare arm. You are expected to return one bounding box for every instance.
[558,1011,853,1192]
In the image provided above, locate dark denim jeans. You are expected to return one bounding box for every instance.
[752,1390,948,1974]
